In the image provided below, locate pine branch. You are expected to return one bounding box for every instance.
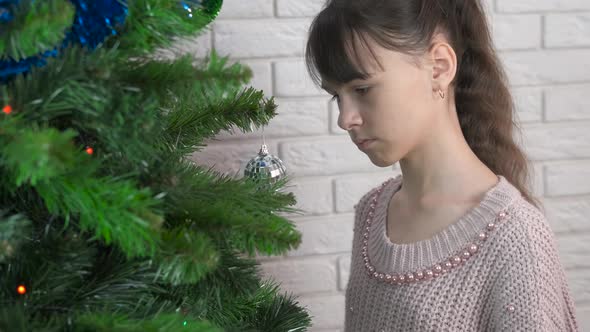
[0,0,74,61]
[154,227,220,286]
[74,312,223,332]
[109,0,219,57]
[0,117,80,187]
[162,86,277,156]
[35,174,164,259]
[0,210,31,264]
[0,115,165,259]
[120,49,253,103]
[157,160,305,257]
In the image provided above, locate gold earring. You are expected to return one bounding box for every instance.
[438,89,445,99]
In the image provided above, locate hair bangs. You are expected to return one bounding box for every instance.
[305,7,381,91]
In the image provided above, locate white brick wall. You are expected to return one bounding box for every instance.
[170,0,590,330]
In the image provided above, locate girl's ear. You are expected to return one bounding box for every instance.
[429,35,457,92]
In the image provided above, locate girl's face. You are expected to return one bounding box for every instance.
[322,35,439,167]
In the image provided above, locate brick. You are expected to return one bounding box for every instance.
[576,305,590,331]
[296,293,345,329]
[277,0,326,17]
[556,234,590,270]
[492,15,541,50]
[189,140,280,179]
[258,255,340,294]
[216,97,330,140]
[152,30,212,61]
[500,49,590,86]
[545,160,590,196]
[497,0,590,13]
[521,123,590,160]
[216,0,273,19]
[329,100,345,135]
[334,174,400,214]
[239,60,273,99]
[544,196,590,233]
[338,254,351,291]
[280,138,387,177]
[274,60,325,97]
[512,87,543,123]
[545,84,590,121]
[212,19,310,58]
[531,162,545,197]
[275,176,333,216]
[545,13,590,48]
[285,216,354,257]
[564,268,590,308]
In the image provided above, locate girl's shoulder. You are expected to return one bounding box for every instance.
[491,196,561,267]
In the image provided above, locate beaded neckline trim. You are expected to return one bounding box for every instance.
[361,177,510,285]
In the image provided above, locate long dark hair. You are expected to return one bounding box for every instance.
[305,0,543,212]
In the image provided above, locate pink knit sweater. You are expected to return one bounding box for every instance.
[345,174,579,331]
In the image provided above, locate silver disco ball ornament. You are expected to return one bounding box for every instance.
[244,143,287,188]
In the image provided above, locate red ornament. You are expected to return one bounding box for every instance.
[2,105,12,114]
[85,146,94,155]
[17,285,26,295]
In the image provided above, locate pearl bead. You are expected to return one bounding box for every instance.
[361,179,510,285]
[507,305,515,312]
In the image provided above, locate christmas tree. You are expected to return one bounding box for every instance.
[0,0,312,330]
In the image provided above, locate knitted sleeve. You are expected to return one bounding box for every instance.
[489,214,579,331]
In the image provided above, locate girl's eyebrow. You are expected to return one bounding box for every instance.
[321,76,376,92]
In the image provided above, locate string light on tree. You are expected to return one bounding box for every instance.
[2,105,11,114]
[17,284,26,295]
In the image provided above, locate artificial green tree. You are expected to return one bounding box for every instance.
[0,0,312,330]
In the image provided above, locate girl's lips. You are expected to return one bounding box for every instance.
[356,139,376,150]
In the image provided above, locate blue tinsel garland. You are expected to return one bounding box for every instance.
[0,0,128,83]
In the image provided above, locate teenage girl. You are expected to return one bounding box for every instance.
[305,0,579,330]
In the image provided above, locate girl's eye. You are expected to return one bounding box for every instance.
[329,87,369,103]
[356,87,370,95]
